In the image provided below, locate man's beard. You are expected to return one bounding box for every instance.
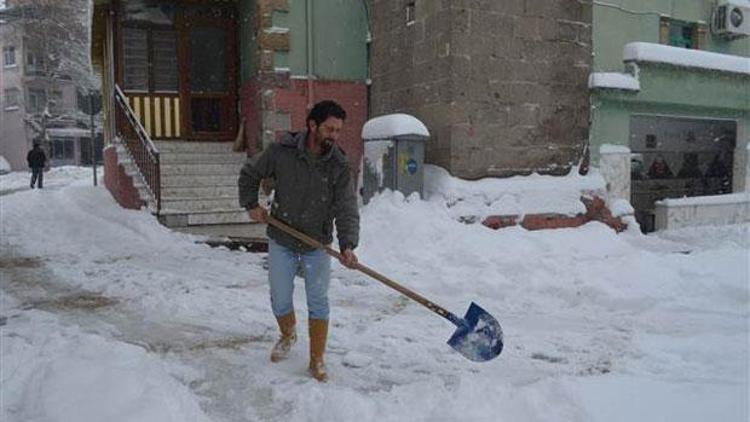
[321,137,334,153]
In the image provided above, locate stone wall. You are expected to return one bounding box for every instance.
[370,0,592,178]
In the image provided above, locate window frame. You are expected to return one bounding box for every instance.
[4,88,20,110]
[27,88,47,113]
[3,46,17,67]
[121,23,179,94]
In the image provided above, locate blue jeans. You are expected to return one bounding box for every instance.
[268,239,331,320]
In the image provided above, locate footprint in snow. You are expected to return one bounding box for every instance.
[342,351,373,368]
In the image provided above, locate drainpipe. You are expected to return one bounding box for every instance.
[306,0,314,110]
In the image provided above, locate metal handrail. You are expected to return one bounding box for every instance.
[113,84,161,214]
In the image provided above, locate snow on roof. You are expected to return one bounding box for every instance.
[599,144,631,154]
[47,127,99,138]
[623,42,750,75]
[362,114,430,140]
[588,72,640,91]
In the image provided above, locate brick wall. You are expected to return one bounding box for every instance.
[370,0,592,179]
[103,146,144,210]
[240,76,367,170]
[483,196,627,232]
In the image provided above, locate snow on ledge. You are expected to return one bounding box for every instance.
[589,72,640,91]
[656,192,750,207]
[623,42,750,75]
[362,114,430,140]
[600,144,631,154]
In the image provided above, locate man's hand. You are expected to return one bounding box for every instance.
[248,206,268,223]
[339,249,358,269]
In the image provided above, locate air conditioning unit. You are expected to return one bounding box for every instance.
[712,0,750,38]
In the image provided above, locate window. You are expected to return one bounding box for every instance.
[122,28,148,91]
[80,136,104,165]
[4,88,19,110]
[49,91,63,113]
[27,88,46,113]
[26,51,44,75]
[122,27,178,92]
[630,116,736,233]
[52,138,75,160]
[660,18,706,49]
[152,30,178,91]
[669,20,694,48]
[190,27,225,92]
[405,1,416,26]
[3,46,16,67]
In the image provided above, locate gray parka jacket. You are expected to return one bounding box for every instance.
[238,131,359,253]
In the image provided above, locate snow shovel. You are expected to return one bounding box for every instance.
[266,216,504,362]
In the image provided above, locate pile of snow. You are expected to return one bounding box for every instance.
[599,144,631,154]
[1,166,747,422]
[424,164,607,220]
[2,312,211,422]
[0,166,99,193]
[0,156,11,174]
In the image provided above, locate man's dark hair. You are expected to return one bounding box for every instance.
[307,100,346,128]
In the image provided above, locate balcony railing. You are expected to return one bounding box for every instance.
[114,83,161,213]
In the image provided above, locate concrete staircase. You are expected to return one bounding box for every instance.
[154,141,251,227]
[113,139,268,241]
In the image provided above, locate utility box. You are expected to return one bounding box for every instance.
[360,114,430,204]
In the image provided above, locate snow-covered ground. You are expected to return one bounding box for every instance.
[1,167,748,422]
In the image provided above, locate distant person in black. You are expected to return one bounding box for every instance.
[27,143,47,189]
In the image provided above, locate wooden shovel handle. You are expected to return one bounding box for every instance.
[266,216,461,325]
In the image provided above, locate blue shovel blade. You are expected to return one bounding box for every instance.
[447,302,504,362]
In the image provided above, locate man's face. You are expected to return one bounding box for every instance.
[311,117,344,146]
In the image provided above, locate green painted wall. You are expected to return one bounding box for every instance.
[238,0,368,83]
[590,63,749,162]
[591,0,750,175]
[593,0,750,71]
[286,0,368,80]
[239,0,257,84]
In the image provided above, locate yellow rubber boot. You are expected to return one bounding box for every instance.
[270,312,297,362]
[308,319,329,382]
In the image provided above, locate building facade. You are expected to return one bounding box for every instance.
[0,9,101,171]
[589,0,750,231]
[369,0,593,179]
[90,0,368,226]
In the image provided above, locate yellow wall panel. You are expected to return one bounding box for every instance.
[154,97,162,138]
[144,97,152,136]
[174,98,181,138]
[164,99,172,138]
[133,97,141,125]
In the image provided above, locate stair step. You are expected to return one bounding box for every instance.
[154,141,237,154]
[161,163,243,176]
[162,197,240,212]
[189,211,248,225]
[187,209,249,225]
[162,185,239,198]
[158,209,250,227]
[160,174,238,187]
[160,152,247,165]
